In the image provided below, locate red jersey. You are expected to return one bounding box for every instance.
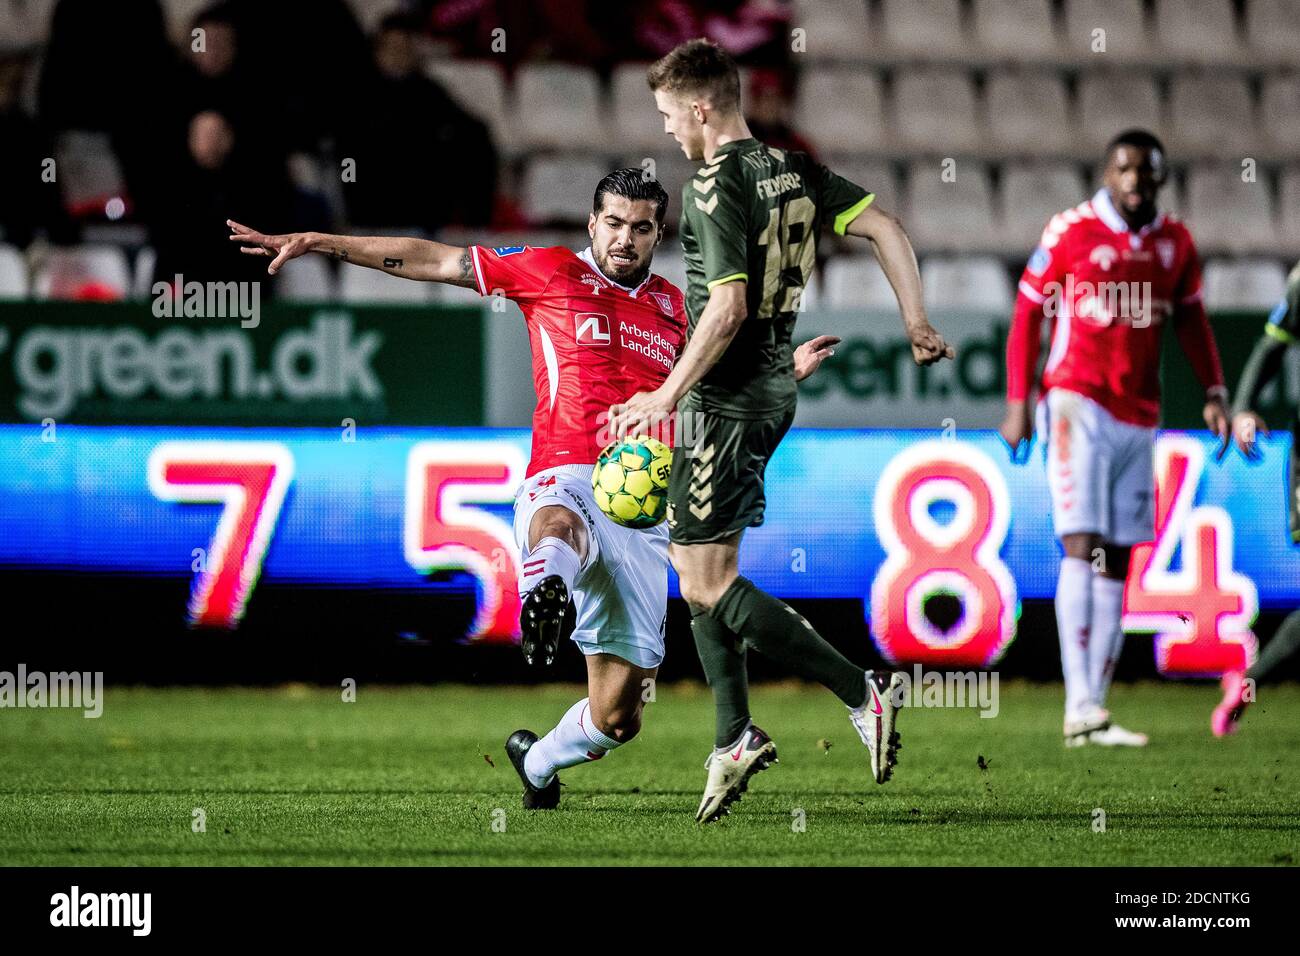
[1007,189,1225,426]
[469,244,688,476]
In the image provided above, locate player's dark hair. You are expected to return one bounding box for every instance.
[1106,129,1167,163]
[646,38,741,113]
[593,168,670,224]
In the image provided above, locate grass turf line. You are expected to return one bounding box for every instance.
[1,682,1296,866]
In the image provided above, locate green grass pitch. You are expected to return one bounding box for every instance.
[1,681,1297,866]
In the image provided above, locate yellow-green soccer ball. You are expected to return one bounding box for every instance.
[592,435,672,529]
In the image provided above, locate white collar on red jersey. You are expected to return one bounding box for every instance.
[1091,188,1165,239]
[578,246,654,297]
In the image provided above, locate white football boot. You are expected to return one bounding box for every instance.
[848,670,905,784]
[695,723,778,824]
[1064,705,1110,748]
[1087,723,1149,747]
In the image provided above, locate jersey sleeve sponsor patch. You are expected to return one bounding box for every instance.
[1027,245,1052,278]
[492,245,527,257]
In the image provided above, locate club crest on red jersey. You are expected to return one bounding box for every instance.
[574,312,611,345]
[1155,239,1176,271]
[648,291,674,316]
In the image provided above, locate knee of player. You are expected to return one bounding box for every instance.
[679,577,722,614]
[592,703,642,743]
[530,508,586,554]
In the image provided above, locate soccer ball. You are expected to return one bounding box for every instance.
[592,435,672,529]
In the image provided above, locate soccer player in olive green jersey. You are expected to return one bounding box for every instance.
[608,39,955,822]
[1212,261,1300,736]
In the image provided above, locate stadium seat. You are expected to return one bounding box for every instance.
[1184,166,1278,255]
[1202,258,1288,310]
[1260,74,1300,156]
[55,130,126,212]
[891,68,983,155]
[972,0,1061,61]
[1279,167,1300,253]
[424,58,513,150]
[904,160,999,252]
[276,254,337,303]
[792,0,871,61]
[922,256,1013,311]
[798,267,823,311]
[33,245,131,300]
[521,156,611,225]
[1154,0,1246,65]
[1062,0,1151,63]
[1076,72,1161,153]
[514,64,603,150]
[984,70,1072,157]
[610,63,666,153]
[796,68,886,154]
[0,0,55,52]
[822,158,896,209]
[616,151,699,201]
[1167,73,1256,158]
[1246,0,1300,65]
[822,255,901,310]
[131,246,157,299]
[651,242,687,294]
[0,244,27,298]
[878,0,967,59]
[339,262,432,303]
[1001,163,1088,252]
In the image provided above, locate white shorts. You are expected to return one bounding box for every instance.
[513,464,669,669]
[1035,388,1156,546]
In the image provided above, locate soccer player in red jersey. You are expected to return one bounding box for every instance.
[999,130,1230,747]
[228,169,836,809]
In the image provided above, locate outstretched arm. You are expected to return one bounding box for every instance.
[227,220,476,287]
[845,203,953,365]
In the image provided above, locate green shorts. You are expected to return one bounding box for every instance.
[667,406,795,545]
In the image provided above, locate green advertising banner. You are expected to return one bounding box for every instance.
[0,302,484,425]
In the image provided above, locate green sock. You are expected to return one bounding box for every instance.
[712,576,867,709]
[690,609,751,748]
[1248,609,1300,683]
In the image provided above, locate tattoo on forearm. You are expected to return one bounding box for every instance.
[331,248,349,262]
[383,257,403,270]
[458,250,472,280]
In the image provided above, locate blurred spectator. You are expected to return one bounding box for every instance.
[148,110,293,289]
[38,0,189,229]
[335,13,498,230]
[746,68,817,160]
[0,55,67,246]
[634,0,793,66]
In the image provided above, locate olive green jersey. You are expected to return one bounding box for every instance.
[1235,260,1300,417]
[678,137,873,418]
[1265,261,1300,349]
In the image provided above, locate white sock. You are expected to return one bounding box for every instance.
[1089,575,1125,710]
[520,535,581,596]
[522,697,621,788]
[1056,556,1094,721]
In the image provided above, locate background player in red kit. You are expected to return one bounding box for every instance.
[999,130,1229,748]
[227,169,836,809]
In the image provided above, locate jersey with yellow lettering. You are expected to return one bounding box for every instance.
[678,137,873,418]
